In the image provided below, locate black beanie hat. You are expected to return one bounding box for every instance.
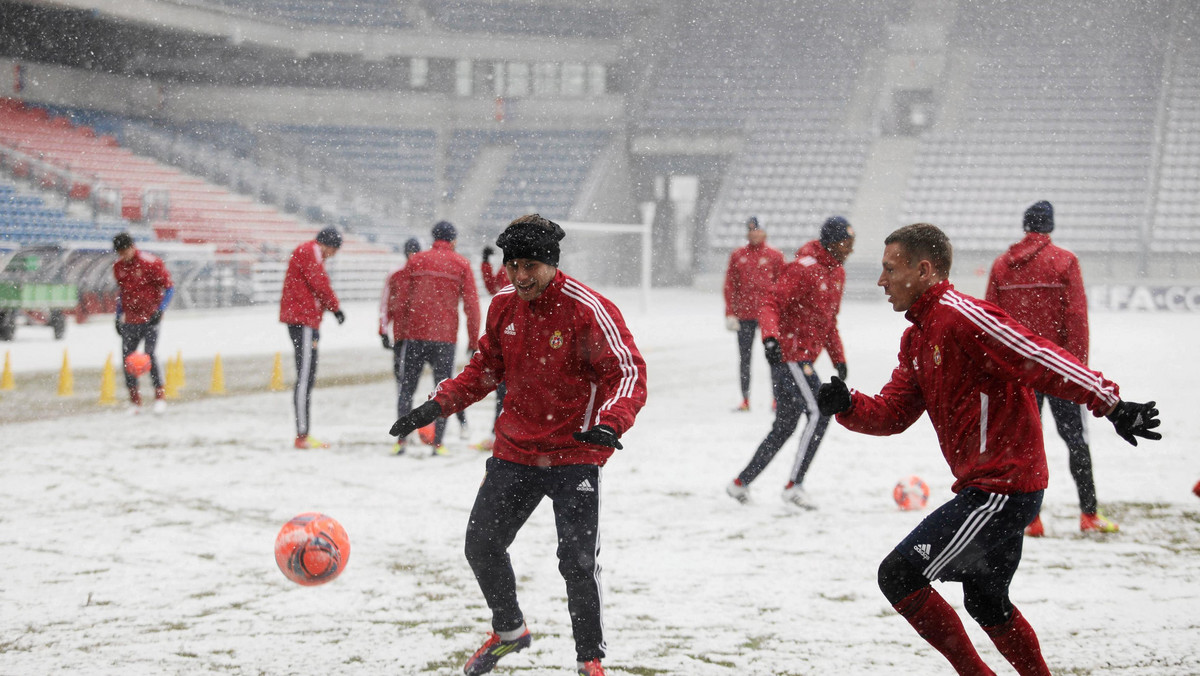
[746,216,761,231]
[112,232,134,251]
[496,214,566,266]
[1024,201,1054,233]
[819,216,853,245]
[316,227,343,248]
[403,237,421,258]
[432,220,457,242]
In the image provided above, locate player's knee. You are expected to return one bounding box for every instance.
[878,549,928,605]
[963,584,1012,627]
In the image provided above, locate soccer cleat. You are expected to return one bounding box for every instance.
[431,445,449,457]
[391,439,406,456]
[1024,514,1045,537]
[781,482,817,510]
[294,435,330,450]
[471,437,495,452]
[125,403,142,416]
[734,398,750,412]
[1080,512,1119,533]
[152,398,167,414]
[462,629,532,675]
[577,659,606,676]
[726,478,750,504]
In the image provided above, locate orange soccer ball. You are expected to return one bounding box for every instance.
[893,475,931,511]
[418,422,436,445]
[124,352,152,376]
[274,512,351,586]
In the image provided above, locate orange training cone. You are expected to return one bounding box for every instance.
[98,352,117,405]
[57,349,74,397]
[1,350,14,391]
[209,353,226,395]
[269,352,286,391]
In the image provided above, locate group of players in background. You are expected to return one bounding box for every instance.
[111,207,1164,676]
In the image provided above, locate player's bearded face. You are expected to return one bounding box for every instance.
[505,259,556,301]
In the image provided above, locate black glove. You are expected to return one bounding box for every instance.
[816,376,852,416]
[573,424,623,450]
[333,310,346,325]
[762,337,783,365]
[389,400,442,438]
[148,310,163,325]
[482,246,494,263]
[835,363,848,381]
[380,334,392,350]
[115,317,124,336]
[1106,400,1161,447]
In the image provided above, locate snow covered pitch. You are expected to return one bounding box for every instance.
[2,288,1196,674]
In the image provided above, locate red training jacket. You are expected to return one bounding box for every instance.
[758,240,846,364]
[431,270,647,467]
[724,242,785,319]
[836,281,1120,495]
[279,240,340,329]
[480,260,510,295]
[113,249,173,324]
[383,240,481,349]
[985,232,1089,363]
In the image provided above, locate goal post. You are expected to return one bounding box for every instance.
[558,219,652,312]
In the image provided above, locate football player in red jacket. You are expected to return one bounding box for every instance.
[389,214,646,676]
[727,217,854,509]
[987,201,1116,535]
[279,227,344,449]
[112,232,173,413]
[723,216,785,410]
[817,223,1160,676]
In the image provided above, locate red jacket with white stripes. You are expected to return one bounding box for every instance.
[724,242,785,319]
[480,260,510,295]
[758,240,846,364]
[112,249,172,324]
[382,241,481,349]
[279,240,340,329]
[431,270,647,467]
[985,232,1089,363]
[836,281,1120,495]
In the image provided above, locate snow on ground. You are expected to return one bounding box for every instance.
[2,287,1198,675]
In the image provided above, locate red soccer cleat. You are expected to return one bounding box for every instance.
[1080,512,1119,533]
[1024,514,1045,538]
[294,435,329,450]
[734,398,750,412]
[577,659,606,676]
[463,628,532,675]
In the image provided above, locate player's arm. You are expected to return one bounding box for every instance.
[1062,257,1089,363]
[580,300,647,439]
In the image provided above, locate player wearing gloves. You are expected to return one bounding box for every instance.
[817,223,1160,676]
[726,216,854,509]
[280,227,345,449]
[723,216,784,410]
[390,214,646,676]
[112,232,173,413]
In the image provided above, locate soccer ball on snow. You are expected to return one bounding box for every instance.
[274,512,350,586]
[124,351,152,376]
[893,476,931,511]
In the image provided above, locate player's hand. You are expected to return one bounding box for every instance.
[380,334,392,350]
[390,400,442,438]
[816,376,852,416]
[1106,400,1161,446]
[482,246,494,263]
[115,317,124,336]
[725,315,739,332]
[333,310,346,325]
[573,424,623,450]
[835,362,848,381]
[148,310,163,325]
[762,337,782,365]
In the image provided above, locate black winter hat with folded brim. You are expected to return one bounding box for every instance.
[1023,200,1054,233]
[496,214,566,266]
[819,216,853,245]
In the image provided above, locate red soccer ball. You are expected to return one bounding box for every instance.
[274,512,351,586]
[124,351,151,376]
[893,475,931,511]
[418,422,436,445]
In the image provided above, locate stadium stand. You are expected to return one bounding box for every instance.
[0,178,123,246]
[193,0,413,28]
[1152,31,1200,254]
[0,99,383,256]
[422,1,632,38]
